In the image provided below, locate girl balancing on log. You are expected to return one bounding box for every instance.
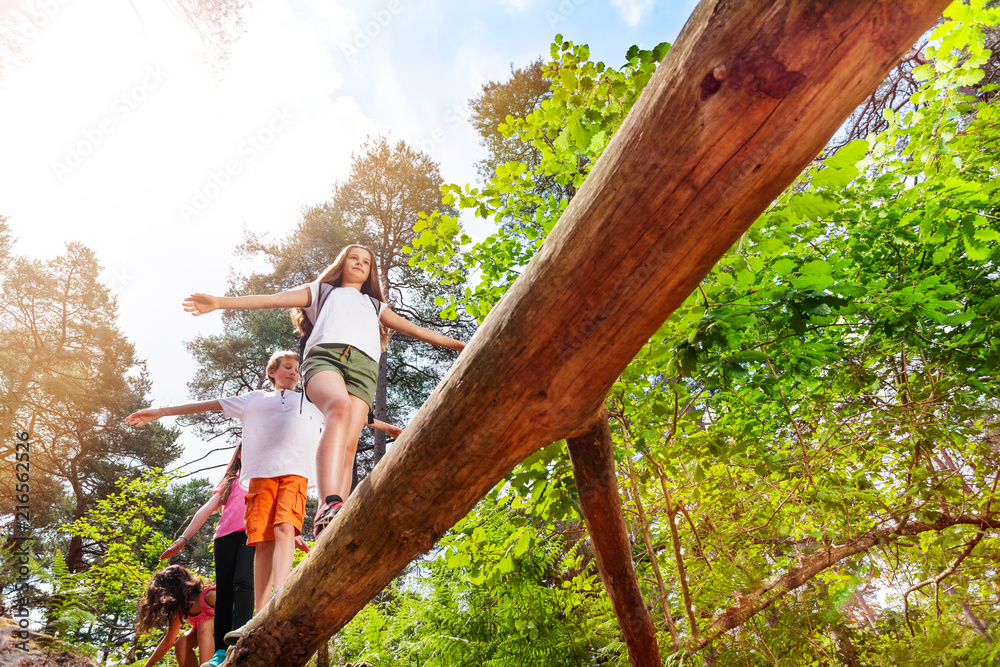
[182,244,465,537]
[135,565,215,667]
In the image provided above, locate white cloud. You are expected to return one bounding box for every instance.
[611,0,655,26]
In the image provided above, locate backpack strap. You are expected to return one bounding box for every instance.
[298,283,335,362]
[366,295,380,426]
[316,283,336,317]
[298,284,334,414]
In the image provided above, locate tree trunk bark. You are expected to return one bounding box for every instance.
[223,2,951,664]
[851,589,878,629]
[566,410,660,667]
[64,474,88,573]
[664,488,697,638]
[315,639,329,667]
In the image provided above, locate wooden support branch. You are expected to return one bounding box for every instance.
[567,410,660,667]
[225,2,950,664]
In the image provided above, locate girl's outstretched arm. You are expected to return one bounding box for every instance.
[125,400,224,427]
[380,309,466,352]
[183,287,310,316]
[160,492,224,560]
[141,615,181,667]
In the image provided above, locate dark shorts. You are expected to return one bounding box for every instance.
[300,344,379,408]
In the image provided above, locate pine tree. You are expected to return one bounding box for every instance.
[0,235,180,572]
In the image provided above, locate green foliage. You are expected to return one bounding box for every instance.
[617,3,1000,656]
[405,6,1000,664]
[35,471,172,661]
[152,477,217,573]
[335,498,626,666]
[409,37,669,323]
[29,551,97,644]
[468,58,555,187]
[0,239,181,573]
[854,617,1000,666]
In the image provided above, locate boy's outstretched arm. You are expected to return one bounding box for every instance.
[379,309,465,352]
[369,419,402,440]
[125,400,223,427]
[183,287,310,316]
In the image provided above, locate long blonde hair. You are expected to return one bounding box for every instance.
[290,244,390,352]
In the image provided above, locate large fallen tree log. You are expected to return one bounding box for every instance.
[228,2,950,664]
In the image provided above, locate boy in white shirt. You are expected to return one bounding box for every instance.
[216,351,319,614]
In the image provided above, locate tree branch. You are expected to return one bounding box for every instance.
[684,514,999,655]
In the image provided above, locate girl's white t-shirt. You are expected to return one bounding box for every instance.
[217,389,321,489]
[303,284,387,362]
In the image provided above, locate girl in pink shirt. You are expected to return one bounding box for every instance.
[158,446,257,667]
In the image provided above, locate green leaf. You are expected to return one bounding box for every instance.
[786,192,840,219]
[771,257,796,276]
[447,551,471,569]
[512,531,532,558]
[824,139,869,170]
[731,350,768,363]
[800,260,832,276]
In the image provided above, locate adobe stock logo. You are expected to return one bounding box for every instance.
[547,0,587,29]
[4,0,72,44]
[50,65,168,182]
[177,107,294,224]
[338,1,404,61]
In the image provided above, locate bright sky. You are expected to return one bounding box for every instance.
[0,0,697,477]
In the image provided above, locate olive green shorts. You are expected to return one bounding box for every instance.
[300,344,379,408]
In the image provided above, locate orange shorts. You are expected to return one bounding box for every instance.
[243,475,307,545]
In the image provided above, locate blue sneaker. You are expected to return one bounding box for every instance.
[201,648,227,667]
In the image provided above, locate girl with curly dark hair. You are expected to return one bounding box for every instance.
[135,565,215,667]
